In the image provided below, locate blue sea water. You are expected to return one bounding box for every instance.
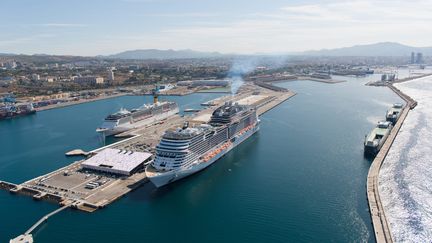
[0,77,402,242]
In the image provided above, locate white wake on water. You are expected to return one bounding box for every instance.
[378,76,432,242]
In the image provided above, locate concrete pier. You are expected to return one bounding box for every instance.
[25,205,70,235]
[365,73,432,87]
[10,204,70,243]
[65,149,89,156]
[9,234,33,243]
[366,83,417,243]
[297,76,345,84]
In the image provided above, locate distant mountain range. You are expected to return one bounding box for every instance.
[297,42,432,56]
[2,42,430,59]
[107,49,225,59]
[107,43,432,59]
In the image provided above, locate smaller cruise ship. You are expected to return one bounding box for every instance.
[364,121,393,155]
[386,103,403,125]
[96,87,178,137]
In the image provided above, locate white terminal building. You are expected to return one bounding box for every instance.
[81,148,152,175]
[73,76,104,84]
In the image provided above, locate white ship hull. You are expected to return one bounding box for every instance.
[97,108,179,137]
[146,122,260,188]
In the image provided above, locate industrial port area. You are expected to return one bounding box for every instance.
[2,56,431,242]
[3,68,432,242]
[1,83,295,211]
[2,81,297,241]
[3,0,432,241]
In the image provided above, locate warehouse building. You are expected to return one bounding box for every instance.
[81,148,152,175]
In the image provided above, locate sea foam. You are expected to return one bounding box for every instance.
[379,76,432,242]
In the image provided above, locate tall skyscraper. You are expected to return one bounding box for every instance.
[411,52,416,64]
[416,52,423,64]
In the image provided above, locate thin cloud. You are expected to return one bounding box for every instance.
[120,0,170,3]
[140,13,220,18]
[0,34,56,46]
[38,23,88,27]
[3,0,432,55]
[155,0,432,53]
[281,0,432,22]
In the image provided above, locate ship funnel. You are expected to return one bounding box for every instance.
[182,121,189,129]
[152,85,160,104]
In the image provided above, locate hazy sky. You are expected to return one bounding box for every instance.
[1,0,431,56]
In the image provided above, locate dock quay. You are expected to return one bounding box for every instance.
[392,73,432,84]
[366,73,432,87]
[297,76,345,84]
[366,83,417,243]
[386,84,417,109]
[34,93,128,112]
[248,75,344,84]
[253,81,289,92]
[133,86,203,96]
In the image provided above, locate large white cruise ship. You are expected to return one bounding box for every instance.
[96,89,178,136]
[145,101,260,187]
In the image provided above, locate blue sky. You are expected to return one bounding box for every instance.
[1,0,431,55]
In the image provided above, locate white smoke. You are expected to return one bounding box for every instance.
[228,58,259,94]
[227,56,292,94]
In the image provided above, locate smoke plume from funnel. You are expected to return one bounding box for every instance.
[228,58,258,95]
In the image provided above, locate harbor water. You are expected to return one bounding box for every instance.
[1,76,403,242]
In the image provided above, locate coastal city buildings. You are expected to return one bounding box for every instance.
[410,52,424,64]
[73,76,104,84]
[1,0,431,241]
